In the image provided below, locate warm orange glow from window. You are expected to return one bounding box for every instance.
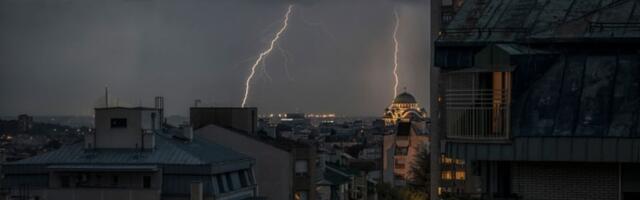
[441,171,452,180]
[455,171,466,180]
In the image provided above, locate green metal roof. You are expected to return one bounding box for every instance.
[7,132,253,166]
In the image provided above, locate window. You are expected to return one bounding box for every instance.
[96,175,101,187]
[61,176,70,188]
[455,171,466,181]
[445,72,512,139]
[441,171,453,180]
[216,175,226,193]
[111,175,119,186]
[393,173,405,180]
[395,157,406,169]
[238,170,248,187]
[294,190,309,200]
[247,169,255,184]
[225,173,234,191]
[295,160,309,176]
[151,113,156,130]
[110,118,127,128]
[394,147,408,155]
[143,176,151,188]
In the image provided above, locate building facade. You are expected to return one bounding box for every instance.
[382,93,429,187]
[433,0,640,199]
[2,107,258,200]
[193,108,318,200]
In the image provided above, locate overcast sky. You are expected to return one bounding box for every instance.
[0,0,430,117]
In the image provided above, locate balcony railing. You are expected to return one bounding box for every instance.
[445,89,510,140]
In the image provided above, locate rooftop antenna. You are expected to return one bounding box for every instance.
[105,86,109,108]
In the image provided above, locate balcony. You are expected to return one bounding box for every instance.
[445,89,510,140]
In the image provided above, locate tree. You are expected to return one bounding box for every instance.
[376,183,428,200]
[410,145,430,193]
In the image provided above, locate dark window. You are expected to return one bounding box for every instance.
[61,176,70,188]
[294,160,309,177]
[238,171,248,187]
[151,113,156,130]
[96,175,101,187]
[225,173,234,191]
[112,175,119,186]
[216,175,226,193]
[247,170,255,184]
[394,147,408,155]
[111,118,127,128]
[143,176,151,188]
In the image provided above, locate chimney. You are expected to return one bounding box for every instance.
[190,181,203,200]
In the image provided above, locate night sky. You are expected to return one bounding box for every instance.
[0,0,430,117]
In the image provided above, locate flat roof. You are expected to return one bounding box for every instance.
[94,106,159,111]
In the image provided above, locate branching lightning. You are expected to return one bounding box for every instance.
[241,4,294,108]
[276,43,295,81]
[299,7,336,43]
[392,9,400,98]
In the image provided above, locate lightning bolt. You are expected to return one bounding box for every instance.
[392,9,400,98]
[276,43,295,81]
[241,4,294,108]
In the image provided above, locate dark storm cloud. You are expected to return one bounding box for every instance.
[0,0,429,117]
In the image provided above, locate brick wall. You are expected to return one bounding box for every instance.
[511,162,618,200]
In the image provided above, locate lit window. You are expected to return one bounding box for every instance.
[455,171,466,180]
[294,190,309,200]
[441,171,452,180]
[394,158,406,169]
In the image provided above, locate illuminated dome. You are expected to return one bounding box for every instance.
[393,92,417,104]
[384,91,426,126]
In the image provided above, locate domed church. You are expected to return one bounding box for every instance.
[381,91,429,186]
[383,91,427,126]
